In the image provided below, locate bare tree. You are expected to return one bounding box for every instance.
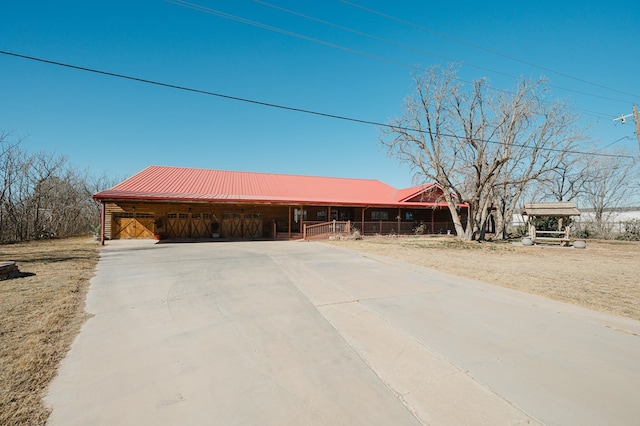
[27,151,68,237]
[536,152,590,203]
[580,152,638,237]
[0,134,33,241]
[490,101,584,239]
[382,66,584,240]
[0,131,114,242]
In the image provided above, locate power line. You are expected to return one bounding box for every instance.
[0,50,634,160]
[253,0,628,115]
[164,0,408,68]
[169,0,629,119]
[162,0,527,101]
[253,0,522,80]
[341,0,639,100]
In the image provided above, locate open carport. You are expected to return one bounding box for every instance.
[46,240,640,425]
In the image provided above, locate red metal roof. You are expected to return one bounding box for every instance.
[395,184,439,202]
[93,166,452,207]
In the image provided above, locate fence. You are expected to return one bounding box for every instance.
[302,220,457,239]
[357,221,455,236]
[303,220,351,239]
[572,219,640,239]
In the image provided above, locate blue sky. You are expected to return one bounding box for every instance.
[1,0,639,189]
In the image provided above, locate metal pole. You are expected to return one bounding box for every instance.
[100,202,106,245]
[633,105,640,150]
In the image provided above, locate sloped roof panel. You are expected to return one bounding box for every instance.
[396,183,449,203]
[94,166,406,206]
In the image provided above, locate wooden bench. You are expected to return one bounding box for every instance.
[531,230,572,246]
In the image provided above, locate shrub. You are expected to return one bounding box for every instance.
[348,228,363,240]
[512,224,528,237]
[412,221,426,235]
[573,226,593,239]
[616,219,640,241]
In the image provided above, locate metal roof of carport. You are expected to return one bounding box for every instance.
[93,165,456,207]
[522,202,581,217]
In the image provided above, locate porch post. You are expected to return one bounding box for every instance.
[100,202,106,245]
[361,208,365,235]
[397,208,401,234]
[288,206,291,240]
[431,209,435,234]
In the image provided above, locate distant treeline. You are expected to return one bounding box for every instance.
[0,132,116,243]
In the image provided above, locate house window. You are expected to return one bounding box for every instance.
[317,209,327,221]
[330,210,338,220]
[405,211,414,221]
[294,209,307,223]
[339,210,350,220]
[371,211,389,221]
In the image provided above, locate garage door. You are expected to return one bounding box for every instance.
[165,212,215,238]
[112,213,155,239]
[221,213,262,238]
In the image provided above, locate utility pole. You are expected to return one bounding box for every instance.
[634,105,640,150]
[613,105,640,150]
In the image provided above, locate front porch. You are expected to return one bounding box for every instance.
[100,202,463,241]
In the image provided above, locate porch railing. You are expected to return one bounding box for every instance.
[303,220,351,240]
[303,220,457,240]
[358,221,456,235]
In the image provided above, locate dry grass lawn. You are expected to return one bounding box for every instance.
[0,237,100,426]
[326,236,640,321]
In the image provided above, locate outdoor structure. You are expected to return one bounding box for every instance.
[0,261,20,280]
[522,202,581,246]
[93,166,467,243]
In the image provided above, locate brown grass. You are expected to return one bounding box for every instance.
[326,236,640,321]
[0,237,100,426]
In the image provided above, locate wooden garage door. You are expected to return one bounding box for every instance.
[243,213,262,238]
[166,213,189,238]
[191,213,213,238]
[112,213,155,239]
[221,213,262,238]
[166,212,215,238]
[221,213,242,237]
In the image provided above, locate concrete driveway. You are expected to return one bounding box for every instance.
[46,240,640,425]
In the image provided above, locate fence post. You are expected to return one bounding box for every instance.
[303,224,307,240]
[347,220,351,234]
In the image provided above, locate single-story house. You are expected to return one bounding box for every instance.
[93,166,467,242]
